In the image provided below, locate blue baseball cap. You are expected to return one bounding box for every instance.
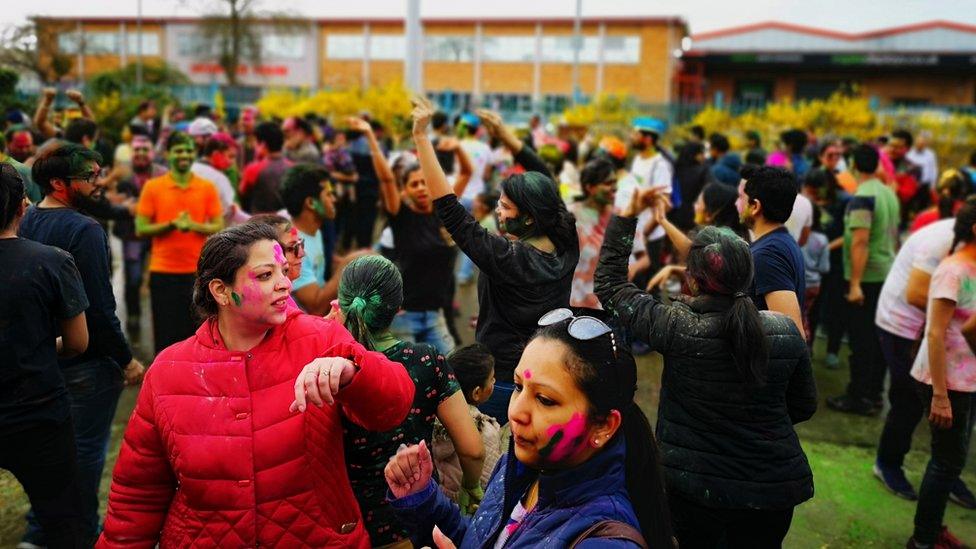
[459,113,480,128]
[633,116,666,135]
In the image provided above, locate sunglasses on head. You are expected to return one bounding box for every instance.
[538,308,617,356]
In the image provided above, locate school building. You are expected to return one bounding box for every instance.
[32,15,688,111]
[679,20,976,107]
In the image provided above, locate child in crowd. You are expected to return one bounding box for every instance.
[431,343,504,509]
[802,205,831,348]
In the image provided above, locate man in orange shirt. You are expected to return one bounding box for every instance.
[136,132,223,354]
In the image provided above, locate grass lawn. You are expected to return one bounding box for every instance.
[2,332,975,546]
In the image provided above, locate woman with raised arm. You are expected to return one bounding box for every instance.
[595,191,817,547]
[351,116,472,355]
[97,224,414,549]
[410,97,579,425]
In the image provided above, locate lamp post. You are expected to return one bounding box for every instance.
[135,0,143,89]
[571,0,582,105]
[404,0,423,93]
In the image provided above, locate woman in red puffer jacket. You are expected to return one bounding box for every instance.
[97,224,415,548]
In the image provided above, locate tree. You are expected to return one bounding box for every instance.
[0,21,73,84]
[189,0,304,86]
[87,62,190,97]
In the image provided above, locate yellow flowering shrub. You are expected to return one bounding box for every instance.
[687,93,976,168]
[256,81,413,137]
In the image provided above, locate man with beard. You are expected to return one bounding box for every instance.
[738,164,806,340]
[627,117,673,277]
[6,128,35,163]
[18,141,145,547]
[114,135,167,334]
[136,132,223,354]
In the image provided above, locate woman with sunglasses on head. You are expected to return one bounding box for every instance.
[349,116,473,356]
[97,224,415,548]
[410,97,580,426]
[595,191,817,548]
[329,255,484,548]
[385,309,674,549]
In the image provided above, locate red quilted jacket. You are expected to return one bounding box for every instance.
[97,311,415,548]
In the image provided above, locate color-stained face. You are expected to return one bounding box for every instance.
[587,178,617,207]
[167,141,195,175]
[227,239,292,326]
[508,338,602,470]
[278,225,304,281]
[404,169,431,210]
[312,179,337,220]
[57,160,104,210]
[887,138,909,161]
[495,191,519,226]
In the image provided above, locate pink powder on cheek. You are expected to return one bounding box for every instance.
[543,412,589,462]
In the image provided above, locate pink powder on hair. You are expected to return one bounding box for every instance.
[272,243,286,265]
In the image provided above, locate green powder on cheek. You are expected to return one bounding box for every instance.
[231,292,242,307]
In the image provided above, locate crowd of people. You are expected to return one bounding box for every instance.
[1,85,976,549]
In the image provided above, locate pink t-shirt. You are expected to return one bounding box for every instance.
[911,253,976,392]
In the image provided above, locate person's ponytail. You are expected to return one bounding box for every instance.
[621,402,675,548]
[337,256,403,351]
[725,294,770,385]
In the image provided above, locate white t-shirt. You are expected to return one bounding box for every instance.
[784,193,813,243]
[906,147,938,187]
[618,153,672,242]
[459,138,492,200]
[875,218,954,340]
[192,161,248,224]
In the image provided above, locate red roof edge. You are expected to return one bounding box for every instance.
[692,19,976,42]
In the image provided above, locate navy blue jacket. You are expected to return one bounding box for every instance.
[392,435,641,548]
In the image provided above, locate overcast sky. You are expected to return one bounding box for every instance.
[3,0,972,35]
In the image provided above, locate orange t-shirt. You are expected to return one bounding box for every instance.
[137,172,222,274]
[836,171,858,195]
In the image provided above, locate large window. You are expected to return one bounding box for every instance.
[602,35,641,64]
[326,34,403,61]
[541,36,600,63]
[176,33,219,58]
[58,31,120,55]
[425,35,475,62]
[263,34,305,60]
[482,35,537,62]
[326,35,365,60]
[126,32,160,56]
[370,35,405,61]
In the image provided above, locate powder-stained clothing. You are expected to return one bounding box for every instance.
[435,146,577,383]
[344,341,460,546]
[596,215,816,510]
[568,201,612,309]
[912,253,976,392]
[240,155,292,213]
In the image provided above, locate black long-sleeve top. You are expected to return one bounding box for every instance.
[434,145,578,382]
[19,206,133,369]
[595,214,816,510]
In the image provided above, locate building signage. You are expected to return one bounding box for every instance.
[701,52,976,69]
